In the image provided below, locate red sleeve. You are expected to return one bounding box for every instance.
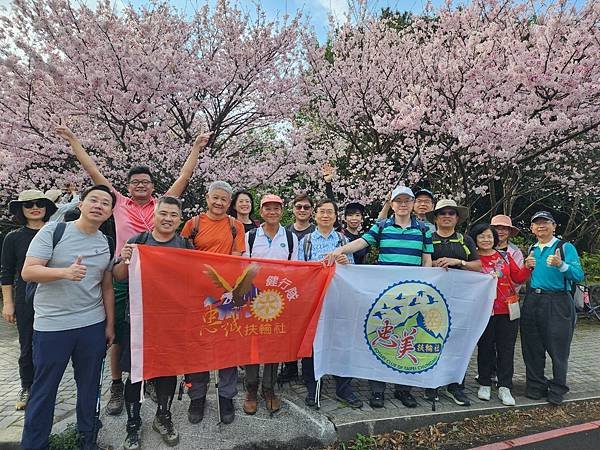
[508,253,531,284]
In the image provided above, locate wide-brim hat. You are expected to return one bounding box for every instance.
[8,189,58,216]
[491,214,519,237]
[426,199,469,224]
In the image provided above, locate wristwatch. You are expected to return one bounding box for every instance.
[461,260,466,267]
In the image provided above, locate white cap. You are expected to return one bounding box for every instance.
[391,186,415,200]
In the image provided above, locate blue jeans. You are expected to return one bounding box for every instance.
[21,321,106,450]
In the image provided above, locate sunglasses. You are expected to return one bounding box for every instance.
[294,204,312,211]
[22,200,46,209]
[437,210,457,216]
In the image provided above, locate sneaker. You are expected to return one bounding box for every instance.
[498,387,516,406]
[15,388,30,411]
[336,390,363,409]
[218,396,235,424]
[424,388,439,401]
[122,428,141,450]
[277,363,298,383]
[394,390,417,408]
[447,388,471,406]
[525,388,547,400]
[106,382,124,416]
[152,412,179,446]
[145,380,158,403]
[369,392,385,408]
[477,386,491,401]
[188,397,206,424]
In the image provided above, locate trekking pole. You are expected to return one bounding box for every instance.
[214,370,221,425]
[92,355,109,449]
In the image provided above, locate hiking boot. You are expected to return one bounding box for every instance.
[277,362,298,383]
[218,396,235,424]
[106,382,124,416]
[15,388,30,411]
[336,389,363,409]
[394,389,418,408]
[188,397,206,424]
[498,387,516,406]
[262,387,282,413]
[243,383,258,415]
[145,380,158,403]
[152,411,179,447]
[447,388,471,406]
[478,386,491,401]
[369,392,384,408]
[304,382,317,408]
[424,388,439,401]
[122,427,141,450]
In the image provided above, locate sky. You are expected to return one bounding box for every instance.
[0,0,589,42]
[0,0,447,41]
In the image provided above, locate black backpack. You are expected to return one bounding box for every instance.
[247,227,295,260]
[25,223,115,303]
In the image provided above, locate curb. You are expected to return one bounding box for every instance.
[333,395,600,442]
[469,420,600,449]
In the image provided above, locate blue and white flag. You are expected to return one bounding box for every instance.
[313,265,497,387]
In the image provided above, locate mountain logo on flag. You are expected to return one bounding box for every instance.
[364,280,451,374]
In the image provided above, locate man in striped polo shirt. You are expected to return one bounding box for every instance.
[328,186,433,409]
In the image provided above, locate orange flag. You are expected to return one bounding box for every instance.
[128,245,335,382]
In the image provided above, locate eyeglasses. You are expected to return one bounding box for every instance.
[129,179,152,186]
[294,204,312,211]
[392,200,414,205]
[415,199,433,205]
[437,210,457,216]
[316,209,336,215]
[22,200,46,209]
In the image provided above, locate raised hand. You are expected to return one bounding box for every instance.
[54,122,78,142]
[193,131,213,149]
[64,256,86,281]
[322,162,335,183]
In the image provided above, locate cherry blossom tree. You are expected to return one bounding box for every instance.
[0,0,307,212]
[300,0,600,224]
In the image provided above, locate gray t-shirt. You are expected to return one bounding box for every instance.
[26,221,113,332]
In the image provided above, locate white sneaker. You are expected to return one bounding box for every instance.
[498,387,516,406]
[477,386,491,401]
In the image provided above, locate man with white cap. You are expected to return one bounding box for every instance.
[521,211,584,405]
[427,198,481,406]
[242,194,299,415]
[327,186,433,409]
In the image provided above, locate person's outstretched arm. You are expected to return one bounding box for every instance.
[167,132,212,197]
[55,124,112,189]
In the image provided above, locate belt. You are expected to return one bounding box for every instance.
[531,288,566,295]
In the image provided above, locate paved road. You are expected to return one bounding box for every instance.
[515,427,600,449]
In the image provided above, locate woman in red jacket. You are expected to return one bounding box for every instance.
[470,223,534,406]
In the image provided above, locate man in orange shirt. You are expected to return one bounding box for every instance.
[180,181,245,425]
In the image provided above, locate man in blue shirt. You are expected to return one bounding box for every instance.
[521,211,584,405]
[298,198,362,409]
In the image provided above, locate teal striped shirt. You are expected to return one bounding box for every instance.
[362,217,433,266]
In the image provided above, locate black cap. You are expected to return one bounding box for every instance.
[344,202,365,215]
[531,211,556,223]
[414,188,435,201]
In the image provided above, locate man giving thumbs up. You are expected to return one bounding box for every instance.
[520,211,584,406]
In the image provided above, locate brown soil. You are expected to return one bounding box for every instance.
[318,399,600,450]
